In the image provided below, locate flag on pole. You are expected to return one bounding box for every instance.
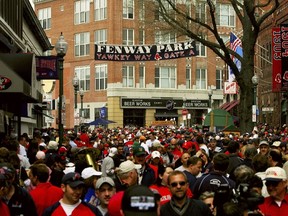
[229,32,243,82]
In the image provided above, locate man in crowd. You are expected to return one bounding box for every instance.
[160,170,212,215]
[192,153,235,198]
[258,140,270,156]
[133,145,155,186]
[108,160,141,216]
[0,162,37,216]
[95,177,116,216]
[43,172,97,216]
[102,147,118,179]
[183,156,202,192]
[29,163,63,216]
[258,167,288,215]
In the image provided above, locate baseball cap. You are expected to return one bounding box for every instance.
[62,172,84,188]
[109,147,118,157]
[264,167,287,182]
[271,141,281,147]
[151,151,161,159]
[116,160,141,175]
[81,167,102,179]
[139,136,146,141]
[95,177,115,189]
[259,140,269,146]
[133,146,146,156]
[152,140,162,148]
[122,185,158,216]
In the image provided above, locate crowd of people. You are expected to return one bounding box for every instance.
[0,123,288,216]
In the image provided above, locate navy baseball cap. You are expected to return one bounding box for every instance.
[62,172,84,188]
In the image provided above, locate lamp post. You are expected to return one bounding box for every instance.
[55,32,68,146]
[79,88,84,117]
[182,96,187,127]
[73,73,79,109]
[208,86,213,109]
[251,74,259,125]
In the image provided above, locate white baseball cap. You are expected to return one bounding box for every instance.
[151,151,161,159]
[265,167,287,181]
[81,167,102,179]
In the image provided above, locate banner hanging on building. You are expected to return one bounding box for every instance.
[94,41,196,61]
[272,27,282,92]
[281,24,288,91]
[36,56,58,80]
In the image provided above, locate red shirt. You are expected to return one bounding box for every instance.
[258,194,288,216]
[0,200,10,216]
[108,191,124,216]
[30,182,63,216]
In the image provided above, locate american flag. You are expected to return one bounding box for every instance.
[229,32,243,82]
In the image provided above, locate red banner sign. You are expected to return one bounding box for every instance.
[272,27,282,92]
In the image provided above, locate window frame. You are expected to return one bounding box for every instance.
[196,68,207,89]
[94,0,107,21]
[75,66,90,91]
[122,65,135,88]
[123,0,134,19]
[95,29,107,44]
[74,0,90,25]
[38,7,51,30]
[95,64,108,90]
[74,32,90,57]
[155,66,176,89]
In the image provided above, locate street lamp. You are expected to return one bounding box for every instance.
[251,74,259,125]
[208,86,213,109]
[79,88,84,117]
[73,73,79,109]
[55,32,68,146]
[182,96,187,127]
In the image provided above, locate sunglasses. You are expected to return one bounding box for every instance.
[170,181,186,187]
[265,181,281,187]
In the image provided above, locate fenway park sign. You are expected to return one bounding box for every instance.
[94,41,196,61]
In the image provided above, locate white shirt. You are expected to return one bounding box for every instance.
[19,144,27,157]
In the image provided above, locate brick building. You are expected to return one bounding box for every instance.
[256,0,288,126]
[34,0,247,129]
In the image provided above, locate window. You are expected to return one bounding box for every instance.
[74,0,90,24]
[82,108,90,118]
[75,66,90,91]
[216,69,223,90]
[95,64,107,90]
[123,0,134,19]
[155,31,176,44]
[94,0,107,21]
[216,4,235,27]
[94,108,101,119]
[155,67,176,88]
[123,29,134,45]
[139,65,145,88]
[38,7,51,30]
[155,0,175,21]
[139,29,145,45]
[196,1,206,22]
[95,29,107,44]
[186,66,191,89]
[196,68,206,89]
[196,37,206,57]
[74,32,90,57]
[139,0,145,20]
[122,65,135,87]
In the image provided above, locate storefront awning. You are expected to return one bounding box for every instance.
[220,102,231,110]
[226,100,239,111]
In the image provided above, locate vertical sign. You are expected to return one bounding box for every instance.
[281,24,288,91]
[272,28,282,92]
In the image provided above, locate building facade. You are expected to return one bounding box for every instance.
[256,0,288,126]
[34,0,246,129]
[0,0,51,137]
